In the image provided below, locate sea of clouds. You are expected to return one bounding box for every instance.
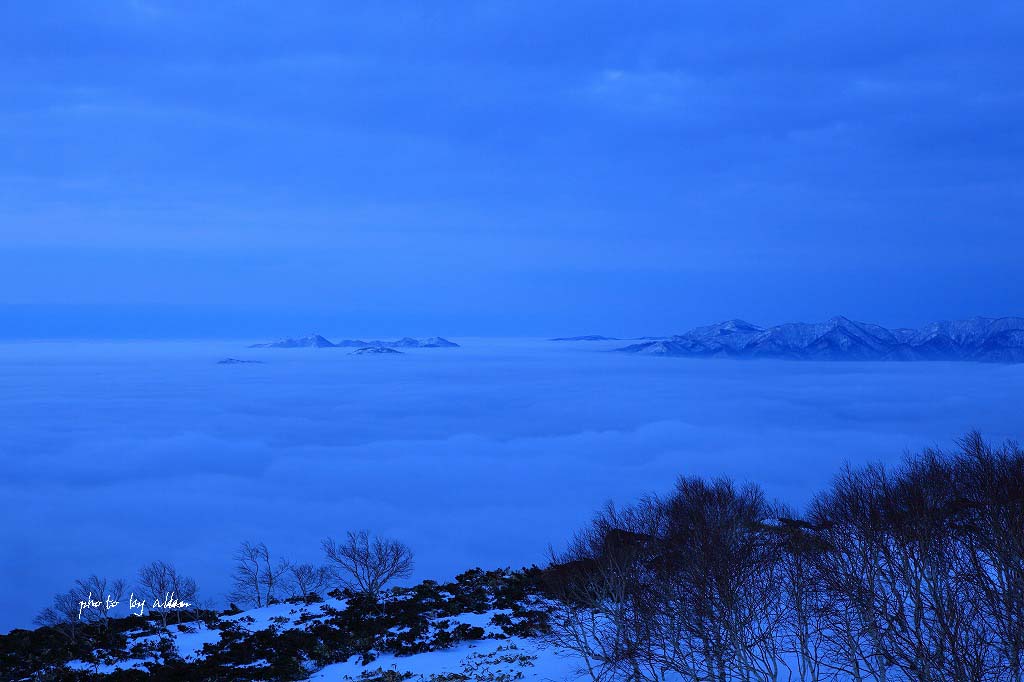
[2,337,1022,633]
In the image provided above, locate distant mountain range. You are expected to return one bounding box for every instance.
[249,335,459,349]
[616,317,1024,362]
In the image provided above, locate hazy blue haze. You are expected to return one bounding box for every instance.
[3,338,1021,632]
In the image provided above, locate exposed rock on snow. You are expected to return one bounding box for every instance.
[7,569,580,682]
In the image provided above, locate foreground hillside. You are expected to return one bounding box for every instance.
[1,568,575,682]
[6,433,1022,682]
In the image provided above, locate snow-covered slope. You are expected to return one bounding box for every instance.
[305,610,579,682]
[4,569,582,681]
[389,337,460,348]
[250,334,337,349]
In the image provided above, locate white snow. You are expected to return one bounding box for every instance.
[305,635,582,682]
[61,600,587,681]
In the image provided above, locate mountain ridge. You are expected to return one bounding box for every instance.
[616,316,1024,362]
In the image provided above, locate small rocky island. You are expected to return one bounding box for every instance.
[550,335,619,341]
[249,334,458,349]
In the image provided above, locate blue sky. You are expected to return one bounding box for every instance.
[2,1,1023,336]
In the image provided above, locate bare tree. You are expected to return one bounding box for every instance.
[660,477,786,682]
[545,498,666,682]
[321,531,414,601]
[35,590,84,643]
[170,569,200,624]
[545,434,1022,682]
[75,574,126,633]
[229,541,290,608]
[774,512,831,682]
[809,464,893,682]
[36,575,126,641]
[546,478,788,682]
[138,560,200,627]
[955,432,1024,682]
[874,450,994,682]
[137,561,173,627]
[287,562,332,601]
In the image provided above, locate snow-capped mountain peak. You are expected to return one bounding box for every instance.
[616,316,1024,362]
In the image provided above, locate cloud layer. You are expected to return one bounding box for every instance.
[2,337,1022,632]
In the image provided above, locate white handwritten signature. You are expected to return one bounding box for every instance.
[78,592,191,619]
